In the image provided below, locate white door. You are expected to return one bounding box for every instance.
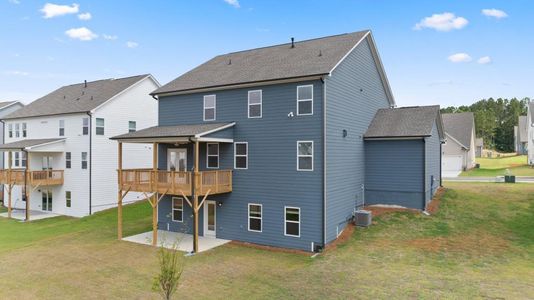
[203,200,216,237]
[41,190,52,212]
[442,155,463,177]
[167,149,187,172]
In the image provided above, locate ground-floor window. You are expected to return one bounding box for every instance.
[284,206,300,237]
[66,191,71,208]
[172,197,183,222]
[248,203,262,232]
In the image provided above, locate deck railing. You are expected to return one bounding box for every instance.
[0,169,64,186]
[119,169,232,196]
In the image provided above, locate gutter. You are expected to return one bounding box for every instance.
[86,112,93,215]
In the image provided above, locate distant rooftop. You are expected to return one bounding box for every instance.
[442,112,475,149]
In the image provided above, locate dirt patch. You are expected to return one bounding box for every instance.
[323,223,355,253]
[229,240,312,256]
[407,232,510,255]
[426,187,445,214]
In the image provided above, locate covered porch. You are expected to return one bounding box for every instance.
[111,122,235,253]
[0,138,65,221]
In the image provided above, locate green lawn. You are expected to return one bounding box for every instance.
[1,183,533,299]
[461,155,534,177]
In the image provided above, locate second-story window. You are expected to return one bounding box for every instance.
[207,143,219,169]
[234,142,248,169]
[297,85,313,116]
[14,152,19,167]
[8,124,12,138]
[22,123,27,137]
[59,120,65,136]
[203,95,216,121]
[65,152,71,169]
[297,141,313,171]
[248,90,262,118]
[96,118,105,135]
[15,123,20,138]
[81,152,88,169]
[128,121,136,133]
[82,118,89,135]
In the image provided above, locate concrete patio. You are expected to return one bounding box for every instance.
[0,209,59,221]
[122,230,231,253]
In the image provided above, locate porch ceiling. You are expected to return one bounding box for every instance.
[110,122,235,143]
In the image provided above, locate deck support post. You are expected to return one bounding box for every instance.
[117,142,123,240]
[193,139,199,253]
[152,142,158,247]
[7,151,12,219]
[25,151,30,221]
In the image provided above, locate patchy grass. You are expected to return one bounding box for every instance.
[461,155,534,177]
[1,183,534,299]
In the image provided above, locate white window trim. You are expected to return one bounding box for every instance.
[234,142,248,170]
[206,143,219,169]
[297,140,314,171]
[296,84,313,116]
[59,120,65,136]
[15,123,20,138]
[284,206,301,237]
[82,118,89,135]
[81,152,88,169]
[248,90,262,119]
[96,118,105,135]
[203,95,216,121]
[65,152,71,169]
[128,121,136,133]
[66,191,72,208]
[22,123,27,137]
[8,124,13,138]
[247,203,262,232]
[172,197,184,222]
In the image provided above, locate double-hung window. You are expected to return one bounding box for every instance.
[248,204,262,232]
[297,85,313,115]
[65,152,71,169]
[8,124,12,138]
[66,191,72,208]
[172,197,184,222]
[206,143,219,169]
[297,141,313,171]
[22,123,27,137]
[128,121,136,133]
[14,152,19,167]
[82,118,89,135]
[234,142,248,169]
[15,123,20,138]
[248,90,262,118]
[284,207,300,237]
[59,120,65,136]
[203,95,216,121]
[21,152,26,168]
[96,118,105,135]
[81,152,88,169]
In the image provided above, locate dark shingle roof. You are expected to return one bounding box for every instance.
[518,115,528,143]
[0,138,65,150]
[111,123,234,140]
[3,75,150,120]
[442,112,475,149]
[152,31,370,95]
[364,106,442,138]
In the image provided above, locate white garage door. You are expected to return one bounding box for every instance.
[442,155,463,177]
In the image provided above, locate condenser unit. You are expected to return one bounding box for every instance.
[354,210,372,227]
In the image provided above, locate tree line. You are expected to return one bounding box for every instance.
[441,97,530,152]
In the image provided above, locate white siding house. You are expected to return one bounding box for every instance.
[1,75,159,218]
[528,103,534,165]
[0,101,24,204]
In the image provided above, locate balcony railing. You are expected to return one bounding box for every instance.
[0,169,64,186]
[119,169,232,196]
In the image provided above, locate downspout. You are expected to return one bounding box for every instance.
[440,141,443,187]
[321,77,327,251]
[87,112,93,215]
[422,139,426,210]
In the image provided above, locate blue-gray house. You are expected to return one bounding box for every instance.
[112,30,442,252]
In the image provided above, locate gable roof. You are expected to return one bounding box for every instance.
[442,112,475,149]
[0,138,65,151]
[152,30,394,105]
[0,101,20,110]
[111,122,235,142]
[364,105,444,139]
[518,115,528,143]
[3,74,152,120]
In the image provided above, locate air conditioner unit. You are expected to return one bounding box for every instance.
[354,210,372,227]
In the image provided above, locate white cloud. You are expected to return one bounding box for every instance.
[78,12,91,20]
[482,9,508,19]
[477,56,492,64]
[8,0,21,4]
[4,70,29,76]
[41,3,79,18]
[103,34,118,40]
[414,12,468,31]
[65,27,97,41]
[448,53,472,63]
[126,41,138,48]
[224,0,240,8]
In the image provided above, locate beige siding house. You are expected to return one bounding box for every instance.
[441,112,476,177]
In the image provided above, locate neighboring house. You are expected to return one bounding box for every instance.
[528,102,534,165]
[514,116,528,155]
[364,106,445,210]
[112,30,442,253]
[475,138,484,158]
[441,112,476,176]
[0,75,159,218]
[0,101,24,203]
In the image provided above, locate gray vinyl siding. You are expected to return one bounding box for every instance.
[157,80,324,251]
[424,122,441,205]
[324,37,390,242]
[364,139,425,209]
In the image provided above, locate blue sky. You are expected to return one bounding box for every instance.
[1,0,532,107]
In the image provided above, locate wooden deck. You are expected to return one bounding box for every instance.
[119,169,232,196]
[0,170,64,186]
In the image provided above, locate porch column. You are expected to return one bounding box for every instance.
[152,142,158,246]
[193,140,199,253]
[117,142,123,240]
[25,151,30,221]
[7,151,12,219]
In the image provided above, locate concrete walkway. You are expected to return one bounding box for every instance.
[123,230,231,253]
[0,209,59,221]
[444,176,534,183]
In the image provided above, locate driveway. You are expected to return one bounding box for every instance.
[442,170,462,178]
